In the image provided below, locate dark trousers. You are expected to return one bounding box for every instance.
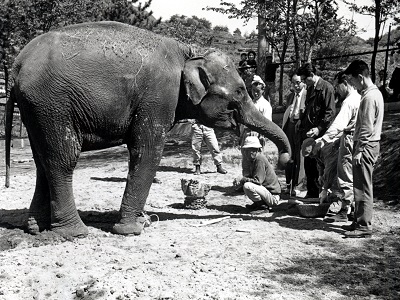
[304,156,320,197]
[284,121,301,188]
[353,141,380,230]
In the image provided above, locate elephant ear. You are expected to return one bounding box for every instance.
[183,57,212,105]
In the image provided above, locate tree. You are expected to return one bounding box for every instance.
[343,0,400,82]
[213,25,229,32]
[206,0,356,105]
[153,15,213,48]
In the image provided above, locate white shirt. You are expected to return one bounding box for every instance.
[289,89,304,120]
[253,95,272,121]
[321,89,361,143]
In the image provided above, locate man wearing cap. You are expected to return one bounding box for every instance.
[342,59,384,238]
[239,136,281,211]
[239,75,272,182]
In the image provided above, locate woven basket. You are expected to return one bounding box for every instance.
[297,203,330,218]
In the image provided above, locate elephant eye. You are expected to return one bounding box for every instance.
[235,87,244,97]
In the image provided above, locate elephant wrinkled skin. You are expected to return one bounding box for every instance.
[5,21,291,237]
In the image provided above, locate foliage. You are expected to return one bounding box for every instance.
[153,15,213,49]
[213,25,229,32]
[342,0,400,81]
[99,0,160,30]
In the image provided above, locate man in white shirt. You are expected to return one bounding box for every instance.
[314,71,361,223]
[282,74,306,196]
[238,75,273,188]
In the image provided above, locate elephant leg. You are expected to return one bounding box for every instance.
[25,120,88,237]
[27,140,51,234]
[113,119,168,235]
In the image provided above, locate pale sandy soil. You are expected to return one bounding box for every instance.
[0,130,399,300]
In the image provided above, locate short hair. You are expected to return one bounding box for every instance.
[297,62,317,78]
[240,53,247,58]
[334,70,347,84]
[344,59,370,77]
[247,50,256,57]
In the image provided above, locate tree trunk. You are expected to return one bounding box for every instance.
[257,1,268,80]
[371,0,382,83]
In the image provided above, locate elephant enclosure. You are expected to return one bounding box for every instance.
[1,115,400,299]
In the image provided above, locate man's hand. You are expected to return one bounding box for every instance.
[353,152,362,166]
[240,177,250,185]
[306,127,320,138]
[319,189,328,204]
[313,138,324,156]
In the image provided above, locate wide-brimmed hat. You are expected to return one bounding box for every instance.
[301,137,316,157]
[251,75,265,87]
[242,136,262,149]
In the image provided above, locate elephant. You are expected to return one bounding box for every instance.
[5,21,291,237]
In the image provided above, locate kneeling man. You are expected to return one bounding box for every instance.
[240,136,281,211]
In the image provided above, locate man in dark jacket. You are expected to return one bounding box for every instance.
[296,63,336,198]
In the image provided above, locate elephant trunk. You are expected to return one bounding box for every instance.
[241,101,291,166]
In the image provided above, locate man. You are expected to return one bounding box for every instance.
[316,71,361,223]
[239,136,281,212]
[264,53,279,105]
[240,75,272,178]
[297,63,336,198]
[342,60,384,238]
[282,73,307,196]
[191,120,227,175]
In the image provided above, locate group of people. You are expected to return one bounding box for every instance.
[282,60,383,238]
[187,58,384,239]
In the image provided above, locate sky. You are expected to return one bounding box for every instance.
[141,0,392,40]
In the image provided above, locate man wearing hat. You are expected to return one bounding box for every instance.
[239,136,281,211]
[239,75,273,182]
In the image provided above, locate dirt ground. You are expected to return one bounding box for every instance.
[1,121,400,300]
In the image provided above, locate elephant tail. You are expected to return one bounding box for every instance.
[5,87,15,188]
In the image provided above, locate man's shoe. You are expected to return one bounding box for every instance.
[194,165,201,175]
[234,185,244,193]
[245,201,268,210]
[304,192,319,198]
[324,208,348,223]
[216,164,227,174]
[341,222,357,231]
[343,229,372,238]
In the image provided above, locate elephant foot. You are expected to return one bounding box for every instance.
[26,216,51,235]
[112,215,150,235]
[51,218,89,238]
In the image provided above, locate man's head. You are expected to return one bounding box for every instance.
[343,60,371,92]
[334,71,353,102]
[297,63,317,87]
[240,53,247,61]
[251,75,265,100]
[248,50,256,60]
[291,74,305,94]
[242,136,262,160]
